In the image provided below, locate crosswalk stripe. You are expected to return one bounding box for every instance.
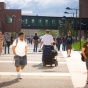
[0,61,67,64]
[0,72,71,76]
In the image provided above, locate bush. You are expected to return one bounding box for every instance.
[72,40,86,50]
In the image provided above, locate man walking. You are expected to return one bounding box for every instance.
[56,36,61,51]
[40,30,54,62]
[66,31,73,57]
[33,33,39,52]
[4,33,11,54]
[12,32,28,79]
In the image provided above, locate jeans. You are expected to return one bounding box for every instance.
[62,43,66,51]
[33,44,38,52]
[4,41,10,54]
[42,45,44,62]
[56,43,60,51]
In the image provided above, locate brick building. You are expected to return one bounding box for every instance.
[0,2,21,33]
[79,0,88,18]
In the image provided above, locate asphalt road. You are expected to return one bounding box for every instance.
[0,44,74,88]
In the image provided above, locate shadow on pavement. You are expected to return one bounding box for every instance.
[60,56,66,58]
[43,71,58,72]
[32,63,54,69]
[0,79,19,88]
[84,84,88,88]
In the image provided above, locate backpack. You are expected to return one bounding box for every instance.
[15,38,27,47]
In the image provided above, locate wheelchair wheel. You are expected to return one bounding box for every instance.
[43,62,46,67]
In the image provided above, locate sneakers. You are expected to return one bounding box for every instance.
[67,55,71,57]
[17,74,22,79]
[17,71,22,80]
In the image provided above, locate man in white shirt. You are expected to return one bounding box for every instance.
[40,30,54,62]
[12,32,28,79]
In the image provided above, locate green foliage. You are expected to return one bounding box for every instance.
[38,29,58,37]
[59,21,76,37]
[11,32,16,37]
[72,40,86,50]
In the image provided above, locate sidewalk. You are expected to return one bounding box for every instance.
[61,50,87,88]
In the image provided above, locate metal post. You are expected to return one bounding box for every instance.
[86,24,87,39]
[80,4,82,49]
[76,9,77,42]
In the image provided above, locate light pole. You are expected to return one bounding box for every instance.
[66,7,79,41]
[64,11,75,18]
[81,23,87,39]
[64,11,75,36]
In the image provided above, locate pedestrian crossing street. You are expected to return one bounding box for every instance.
[0,44,87,88]
[0,45,70,77]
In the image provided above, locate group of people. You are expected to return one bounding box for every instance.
[10,30,73,79]
[0,30,73,79]
[2,30,88,85]
[32,31,73,57]
[0,32,12,55]
[55,34,72,52]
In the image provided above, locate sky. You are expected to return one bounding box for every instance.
[0,0,79,17]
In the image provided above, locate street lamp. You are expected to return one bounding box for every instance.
[64,11,75,17]
[66,7,79,17]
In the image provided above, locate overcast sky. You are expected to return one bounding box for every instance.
[0,0,79,17]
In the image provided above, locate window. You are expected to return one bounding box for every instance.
[58,19,63,27]
[6,17,12,23]
[22,18,29,26]
[38,19,43,26]
[45,19,49,26]
[32,19,35,24]
[52,19,56,26]
[31,18,37,26]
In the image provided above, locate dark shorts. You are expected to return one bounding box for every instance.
[14,55,27,67]
[66,44,72,50]
[86,58,88,70]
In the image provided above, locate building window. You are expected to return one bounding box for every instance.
[31,18,35,26]
[45,19,49,26]
[38,19,43,26]
[52,19,56,26]
[58,20,63,27]
[6,17,12,23]
[32,19,35,24]
[31,18,37,26]
[22,18,29,25]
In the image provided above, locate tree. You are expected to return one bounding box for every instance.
[58,20,76,37]
[38,29,58,37]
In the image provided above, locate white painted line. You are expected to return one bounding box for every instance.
[0,61,42,64]
[0,61,67,64]
[0,72,71,76]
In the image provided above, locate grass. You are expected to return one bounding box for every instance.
[72,40,86,50]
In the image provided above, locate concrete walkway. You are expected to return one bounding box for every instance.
[61,50,87,88]
[0,44,88,88]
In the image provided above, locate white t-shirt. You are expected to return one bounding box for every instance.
[12,38,27,56]
[41,34,54,45]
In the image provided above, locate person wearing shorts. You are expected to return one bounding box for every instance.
[12,32,28,79]
[82,41,88,84]
[66,31,72,57]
